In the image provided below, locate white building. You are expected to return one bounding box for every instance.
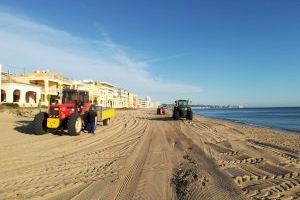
[1,81,42,107]
[145,96,151,108]
[150,101,160,108]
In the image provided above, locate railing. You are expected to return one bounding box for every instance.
[48,88,59,94]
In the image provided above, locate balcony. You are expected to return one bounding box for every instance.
[41,88,59,94]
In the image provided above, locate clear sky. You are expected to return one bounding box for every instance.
[0,0,299,107]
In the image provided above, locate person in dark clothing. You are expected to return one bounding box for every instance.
[87,106,97,133]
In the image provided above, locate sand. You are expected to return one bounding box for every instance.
[0,108,299,200]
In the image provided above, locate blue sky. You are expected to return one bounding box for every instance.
[0,0,300,107]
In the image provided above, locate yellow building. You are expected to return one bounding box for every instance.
[95,82,107,107]
[65,80,123,108]
[128,92,134,108]
[72,80,109,107]
[133,94,138,108]
[117,88,129,108]
[99,82,115,108]
[14,71,72,106]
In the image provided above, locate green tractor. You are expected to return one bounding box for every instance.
[172,100,193,120]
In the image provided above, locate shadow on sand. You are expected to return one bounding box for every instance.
[14,120,70,136]
[14,120,34,135]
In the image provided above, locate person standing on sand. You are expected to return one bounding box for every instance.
[87,106,97,134]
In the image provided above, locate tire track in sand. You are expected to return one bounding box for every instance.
[0,110,148,200]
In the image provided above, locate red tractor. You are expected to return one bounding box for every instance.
[33,89,95,136]
[157,104,167,115]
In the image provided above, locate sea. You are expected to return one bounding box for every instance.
[193,107,300,134]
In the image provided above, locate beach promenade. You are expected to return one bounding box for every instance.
[0,109,299,200]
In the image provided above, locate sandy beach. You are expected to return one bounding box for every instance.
[0,108,299,200]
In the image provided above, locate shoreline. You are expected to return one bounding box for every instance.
[195,113,300,135]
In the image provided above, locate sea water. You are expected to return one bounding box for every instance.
[193,107,300,133]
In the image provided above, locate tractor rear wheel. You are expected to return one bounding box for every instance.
[173,111,180,120]
[68,113,82,136]
[187,110,193,120]
[103,118,110,126]
[33,112,48,135]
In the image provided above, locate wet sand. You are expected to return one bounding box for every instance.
[0,109,299,200]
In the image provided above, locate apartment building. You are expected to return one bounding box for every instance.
[137,98,146,108]
[117,88,129,108]
[14,71,73,106]
[135,96,159,108]
[150,100,160,108]
[99,82,115,108]
[0,67,154,109]
[95,82,107,107]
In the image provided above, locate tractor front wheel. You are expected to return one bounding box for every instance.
[173,111,180,120]
[33,112,48,135]
[68,113,82,136]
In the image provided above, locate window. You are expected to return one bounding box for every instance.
[79,91,89,103]
[62,90,77,103]
[177,100,188,106]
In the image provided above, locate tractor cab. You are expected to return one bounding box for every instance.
[62,89,89,104]
[47,89,91,119]
[157,104,167,115]
[175,100,189,107]
[59,89,91,114]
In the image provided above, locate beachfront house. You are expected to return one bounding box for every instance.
[1,72,42,107]
[14,71,73,106]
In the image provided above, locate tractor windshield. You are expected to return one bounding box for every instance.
[62,90,89,104]
[177,100,188,106]
[79,91,89,103]
[62,90,78,103]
